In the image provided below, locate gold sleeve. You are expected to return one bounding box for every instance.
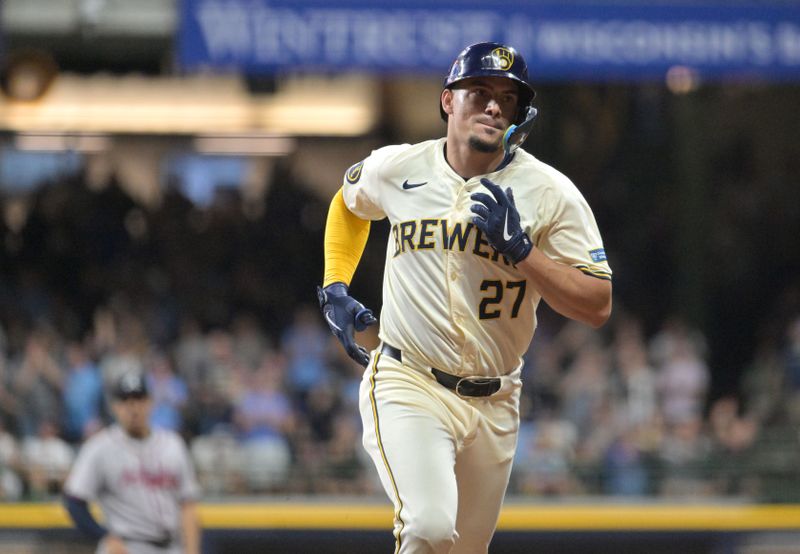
[323,187,371,287]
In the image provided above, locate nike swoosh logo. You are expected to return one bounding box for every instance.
[402,180,427,190]
[503,209,513,241]
[324,311,342,332]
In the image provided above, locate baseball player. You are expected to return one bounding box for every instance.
[63,372,201,554]
[318,41,612,553]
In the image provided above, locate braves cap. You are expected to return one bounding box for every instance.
[113,372,149,399]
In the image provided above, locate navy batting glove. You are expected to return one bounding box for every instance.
[317,282,377,367]
[470,178,533,264]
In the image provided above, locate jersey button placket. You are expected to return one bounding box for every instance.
[445,183,469,363]
[446,251,461,318]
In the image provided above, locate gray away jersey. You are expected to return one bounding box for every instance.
[65,425,200,543]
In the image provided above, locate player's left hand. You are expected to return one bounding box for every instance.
[470,178,533,264]
[317,282,377,367]
[100,535,129,554]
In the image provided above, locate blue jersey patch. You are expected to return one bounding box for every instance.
[589,248,607,263]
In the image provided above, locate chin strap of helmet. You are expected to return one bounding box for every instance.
[502,106,538,158]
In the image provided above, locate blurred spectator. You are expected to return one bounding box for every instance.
[612,318,658,428]
[305,383,340,443]
[231,313,270,371]
[603,429,649,496]
[205,329,246,399]
[173,317,208,387]
[658,415,712,498]
[186,330,241,435]
[10,330,63,437]
[575,398,617,491]
[655,327,709,426]
[0,421,23,500]
[741,338,785,425]
[62,340,104,442]
[560,343,611,439]
[649,318,707,368]
[287,418,326,494]
[524,342,562,417]
[282,305,331,403]
[21,420,74,499]
[190,424,245,497]
[707,396,759,496]
[233,352,294,492]
[319,414,370,494]
[146,350,189,432]
[514,412,579,497]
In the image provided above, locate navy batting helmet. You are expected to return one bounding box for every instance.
[440,41,536,124]
[113,371,149,400]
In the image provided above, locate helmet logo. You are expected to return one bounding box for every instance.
[486,47,514,71]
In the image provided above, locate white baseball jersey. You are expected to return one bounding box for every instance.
[65,425,200,549]
[342,137,611,377]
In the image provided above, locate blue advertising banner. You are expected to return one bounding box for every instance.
[179,0,800,81]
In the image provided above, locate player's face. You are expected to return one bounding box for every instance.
[112,395,152,438]
[444,77,519,153]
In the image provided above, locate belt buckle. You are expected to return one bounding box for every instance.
[455,376,495,398]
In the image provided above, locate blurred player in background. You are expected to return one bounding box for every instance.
[63,372,201,554]
[318,41,612,552]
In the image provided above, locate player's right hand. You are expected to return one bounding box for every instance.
[470,178,533,264]
[317,282,377,367]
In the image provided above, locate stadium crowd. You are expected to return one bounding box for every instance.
[0,163,798,503]
[0,293,799,502]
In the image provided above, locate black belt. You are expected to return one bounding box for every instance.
[123,536,174,549]
[380,343,501,398]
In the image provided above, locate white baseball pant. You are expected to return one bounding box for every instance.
[360,349,521,554]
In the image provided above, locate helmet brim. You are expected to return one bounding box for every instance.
[439,74,536,124]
